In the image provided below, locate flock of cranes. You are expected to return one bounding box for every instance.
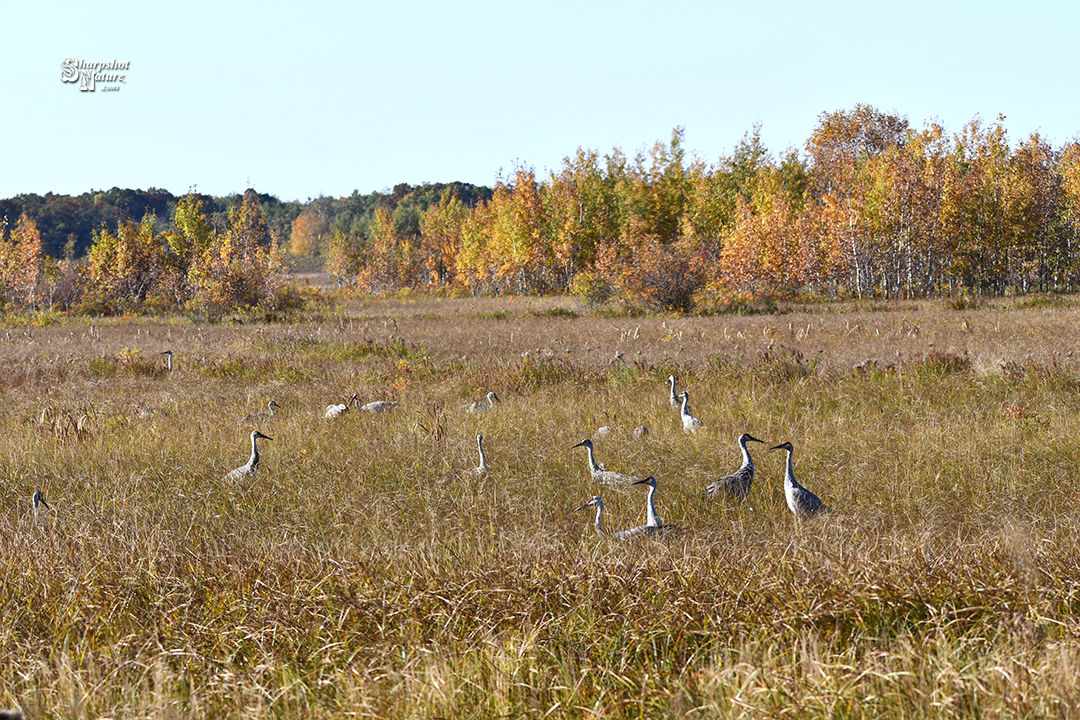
[28,357,831,535]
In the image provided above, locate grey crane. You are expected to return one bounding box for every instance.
[679,391,703,433]
[32,490,52,521]
[473,434,490,475]
[626,476,682,538]
[161,349,174,371]
[360,399,399,414]
[468,391,500,413]
[667,375,690,414]
[225,430,272,482]
[572,438,636,486]
[574,495,666,540]
[243,400,280,424]
[325,394,359,419]
[770,441,831,519]
[703,433,765,501]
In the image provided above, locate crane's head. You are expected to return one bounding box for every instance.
[575,496,603,512]
[769,441,793,452]
[349,393,360,406]
[572,438,593,450]
[487,391,500,404]
[252,431,273,442]
[741,433,765,444]
[32,490,51,511]
[633,475,658,489]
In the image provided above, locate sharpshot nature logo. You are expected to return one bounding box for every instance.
[61,57,130,92]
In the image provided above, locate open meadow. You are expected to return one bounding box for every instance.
[4,294,1080,718]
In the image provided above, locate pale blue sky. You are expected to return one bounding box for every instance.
[4,0,1076,201]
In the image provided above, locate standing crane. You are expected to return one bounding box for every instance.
[679,391,703,433]
[243,400,280,424]
[325,394,359,419]
[468,391,500,413]
[161,349,174,371]
[703,433,765,501]
[225,430,272,482]
[572,438,636,485]
[667,375,690,414]
[769,441,831,519]
[473,434,490,475]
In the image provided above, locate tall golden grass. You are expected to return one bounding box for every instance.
[2,295,1080,718]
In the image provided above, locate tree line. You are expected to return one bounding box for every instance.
[4,104,1080,316]
[310,106,1080,309]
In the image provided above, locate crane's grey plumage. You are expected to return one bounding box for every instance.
[325,394,359,419]
[572,438,636,486]
[679,391,703,433]
[243,400,280,424]
[770,441,831,519]
[161,349,174,371]
[473,434,490,475]
[468,391,500,413]
[32,490,52,521]
[360,399,399,413]
[225,430,272,482]
[704,433,765,501]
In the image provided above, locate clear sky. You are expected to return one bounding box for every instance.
[4,0,1076,202]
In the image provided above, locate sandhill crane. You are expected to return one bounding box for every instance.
[574,494,669,540]
[572,438,636,486]
[225,430,272,482]
[360,399,399,414]
[161,349,174,371]
[473,434,490,475]
[243,400,280,423]
[468,391,499,413]
[625,476,682,538]
[704,433,765,501]
[770,441,831,519]
[679,391,703,433]
[325,394,359,419]
[667,375,690,413]
[32,490,52,521]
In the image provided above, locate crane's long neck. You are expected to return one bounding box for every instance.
[249,435,261,469]
[669,377,677,403]
[680,394,690,416]
[739,438,754,473]
[477,437,487,467]
[782,449,797,489]
[645,484,661,527]
[585,445,600,473]
[267,402,275,417]
[593,501,604,534]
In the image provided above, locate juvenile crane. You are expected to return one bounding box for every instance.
[667,375,690,414]
[703,433,765,501]
[325,394,359,419]
[468,391,500,413]
[473,434,490,475]
[679,391,703,433]
[32,490,52,521]
[243,400,280,423]
[572,438,636,486]
[770,441,831,519]
[225,430,272,482]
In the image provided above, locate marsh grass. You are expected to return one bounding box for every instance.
[3,297,1080,717]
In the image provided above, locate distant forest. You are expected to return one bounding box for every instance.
[5,104,1080,316]
[0,182,493,261]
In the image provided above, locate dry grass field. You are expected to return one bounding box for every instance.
[3,294,1080,718]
